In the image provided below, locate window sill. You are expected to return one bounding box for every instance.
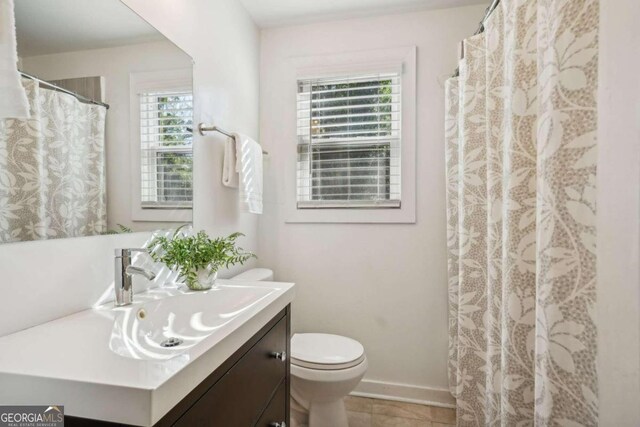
[285,204,415,224]
[297,200,401,209]
[132,207,192,223]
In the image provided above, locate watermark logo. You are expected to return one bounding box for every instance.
[0,405,64,427]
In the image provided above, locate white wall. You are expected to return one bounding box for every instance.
[21,41,193,232]
[597,1,640,425]
[0,0,260,337]
[258,5,483,404]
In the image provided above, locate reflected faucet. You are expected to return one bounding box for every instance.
[114,248,157,307]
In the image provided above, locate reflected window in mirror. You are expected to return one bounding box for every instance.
[140,90,193,208]
[130,69,193,223]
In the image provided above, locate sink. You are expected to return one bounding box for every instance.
[109,284,276,360]
[0,278,294,426]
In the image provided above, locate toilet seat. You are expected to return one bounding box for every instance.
[291,333,365,370]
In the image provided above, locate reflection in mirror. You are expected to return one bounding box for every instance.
[0,0,193,244]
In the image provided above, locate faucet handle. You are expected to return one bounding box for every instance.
[115,248,148,258]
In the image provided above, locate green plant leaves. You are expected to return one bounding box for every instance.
[147,230,256,282]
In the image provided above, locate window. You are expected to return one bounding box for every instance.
[130,69,193,222]
[296,73,401,208]
[285,47,415,223]
[139,90,193,208]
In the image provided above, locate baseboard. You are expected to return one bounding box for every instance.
[351,379,455,408]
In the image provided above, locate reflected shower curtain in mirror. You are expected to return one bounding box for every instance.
[0,78,107,243]
[445,0,598,425]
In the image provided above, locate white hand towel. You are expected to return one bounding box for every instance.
[233,133,263,214]
[0,0,29,119]
[222,137,239,188]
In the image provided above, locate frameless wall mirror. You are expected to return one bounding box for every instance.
[1,0,194,244]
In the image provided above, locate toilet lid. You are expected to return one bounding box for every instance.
[291,333,365,370]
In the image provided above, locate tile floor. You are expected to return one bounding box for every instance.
[345,396,456,427]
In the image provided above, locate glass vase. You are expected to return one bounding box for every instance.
[184,265,217,291]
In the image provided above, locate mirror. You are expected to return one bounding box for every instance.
[1,0,193,244]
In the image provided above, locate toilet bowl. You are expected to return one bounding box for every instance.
[230,269,367,427]
[290,333,368,427]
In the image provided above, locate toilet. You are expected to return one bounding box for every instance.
[230,267,274,281]
[231,269,368,427]
[290,333,368,427]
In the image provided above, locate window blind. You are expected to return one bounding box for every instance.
[296,72,401,209]
[140,90,193,208]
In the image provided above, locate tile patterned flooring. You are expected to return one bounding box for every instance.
[345,396,456,427]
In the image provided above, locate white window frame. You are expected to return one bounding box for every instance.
[296,72,402,209]
[130,69,193,222]
[285,46,416,224]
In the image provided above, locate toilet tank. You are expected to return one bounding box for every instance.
[231,268,274,281]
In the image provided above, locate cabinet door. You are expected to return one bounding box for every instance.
[255,379,287,427]
[174,316,288,427]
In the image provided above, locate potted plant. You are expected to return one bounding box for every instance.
[147,229,256,291]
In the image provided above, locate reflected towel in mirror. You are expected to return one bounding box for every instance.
[0,0,29,119]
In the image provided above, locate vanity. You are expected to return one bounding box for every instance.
[158,307,290,427]
[0,280,294,426]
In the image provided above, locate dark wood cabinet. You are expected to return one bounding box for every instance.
[66,305,291,427]
[255,379,287,427]
[173,311,288,427]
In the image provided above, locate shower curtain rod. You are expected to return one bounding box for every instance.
[19,71,110,109]
[451,0,501,78]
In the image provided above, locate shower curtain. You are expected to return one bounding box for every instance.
[445,0,598,425]
[0,78,107,243]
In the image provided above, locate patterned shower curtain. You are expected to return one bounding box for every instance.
[445,0,598,425]
[0,78,107,243]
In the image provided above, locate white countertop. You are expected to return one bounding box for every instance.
[0,279,295,426]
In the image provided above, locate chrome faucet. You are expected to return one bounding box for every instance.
[114,248,157,306]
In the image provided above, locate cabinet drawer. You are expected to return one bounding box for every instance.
[256,379,287,427]
[174,315,288,427]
